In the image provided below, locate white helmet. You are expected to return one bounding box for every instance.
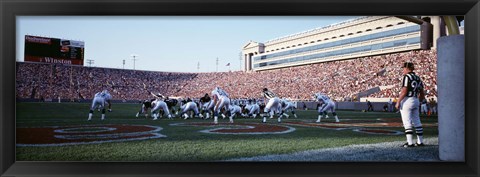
[156,93,165,99]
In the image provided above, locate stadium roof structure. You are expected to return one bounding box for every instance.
[264,16,370,44]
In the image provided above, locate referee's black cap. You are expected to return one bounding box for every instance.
[403,62,415,69]
[263,88,268,92]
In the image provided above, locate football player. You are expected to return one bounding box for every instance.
[136,98,155,118]
[211,87,232,124]
[164,97,178,117]
[313,93,340,123]
[228,104,243,120]
[200,93,214,119]
[149,92,172,120]
[243,99,260,118]
[279,98,298,118]
[88,90,111,121]
[179,99,203,120]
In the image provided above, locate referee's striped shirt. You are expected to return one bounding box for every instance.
[263,90,277,99]
[402,72,424,97]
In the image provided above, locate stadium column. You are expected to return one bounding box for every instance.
[245,53,253,71]
[248,53,253,71]
[437,35,465,161]
[243,54,250,71]
[431,16,442,50]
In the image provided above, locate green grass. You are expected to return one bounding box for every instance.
[16,102,438,161]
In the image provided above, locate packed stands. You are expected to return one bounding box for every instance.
[16,50,437,102]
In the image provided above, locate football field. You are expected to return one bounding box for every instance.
[16,102,439,161]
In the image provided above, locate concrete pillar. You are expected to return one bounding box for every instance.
[431,16,441,50]
[437,35,464,161]
[245,54,250,71]
[244,54,248,71]
[248,53,253,71]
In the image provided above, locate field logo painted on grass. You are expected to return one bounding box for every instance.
[170,122,296,135]
[17,124,166,147]
[283,117,434,136]
[352,128,403,135]
[285,121,350,131]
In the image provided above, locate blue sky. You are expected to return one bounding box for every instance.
[17,16,359,72]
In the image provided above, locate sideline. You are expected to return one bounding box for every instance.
[225,137,439,161]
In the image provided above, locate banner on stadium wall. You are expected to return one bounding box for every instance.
[24,35,85,65]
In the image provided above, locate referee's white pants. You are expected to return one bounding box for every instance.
[400,97,422,129]
[264,97,280,114]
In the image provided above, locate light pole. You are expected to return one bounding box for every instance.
[131,54,139,70]
[122,59,125,69]
[216,57,219,72]
[239,52,242,71]
[86,59,94,67]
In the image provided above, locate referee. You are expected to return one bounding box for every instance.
[395,62,426,148]
[261,88,281,123]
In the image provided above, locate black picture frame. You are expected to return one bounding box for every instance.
[1,0,479,176]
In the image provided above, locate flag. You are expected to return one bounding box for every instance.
[226,63,230,66]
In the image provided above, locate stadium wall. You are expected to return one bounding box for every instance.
[299,101,391,111]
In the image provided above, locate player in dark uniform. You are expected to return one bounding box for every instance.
[259,99,266,113]
[164,97,178,117]
[136,98,156,118]
[395,62,426,148]
[200,94,211,103]
[199,93,214,118]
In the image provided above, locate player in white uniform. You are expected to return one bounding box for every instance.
[261,88,282,123]
[102,91,112,112]
[88,90,111,121]
[212,87,232,124]
[313,93,340,123]
[179,100,203,119]
[243,99,260,118]
[150,93,172,120]
[201,100,215,119]
[228,104,242,120]
[279,99,298,118]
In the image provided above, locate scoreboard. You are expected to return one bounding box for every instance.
[24,35,85,65]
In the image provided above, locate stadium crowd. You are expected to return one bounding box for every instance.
[16,50,437,102]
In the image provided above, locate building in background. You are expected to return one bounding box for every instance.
[242,16,449,72]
